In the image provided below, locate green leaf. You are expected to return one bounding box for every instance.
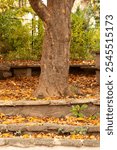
[80,104,88,111]
[78,113,84,118]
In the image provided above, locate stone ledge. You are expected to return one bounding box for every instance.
[0,123,100,133]
[13,68,32,77]
[0,99,100,106]
[0,99,100,117]
[10,64,96,69]
[83,139,100,147]
[0,138,5,146]
[0,64,10,71]
[0,138,100,147]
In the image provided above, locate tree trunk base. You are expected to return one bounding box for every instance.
[33,83,82,99]
[33,84,70,98]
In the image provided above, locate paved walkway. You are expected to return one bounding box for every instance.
[0,146,100,150]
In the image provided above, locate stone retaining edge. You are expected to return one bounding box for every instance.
[0,99,100,106]
[0,123,100,133]
[0,138,100,147]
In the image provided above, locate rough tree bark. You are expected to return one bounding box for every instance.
[29,0,75,98]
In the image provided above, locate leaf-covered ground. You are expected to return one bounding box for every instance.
[0,113,99,126]
[0,132,100,140]
[0,74,99,100]
[0,113,100,140]
[0,59,99,140]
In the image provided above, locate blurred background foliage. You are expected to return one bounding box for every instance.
[0,0,100,61]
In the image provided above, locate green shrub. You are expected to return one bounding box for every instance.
[70,8,100,60]
[0,7,44,60]
[32,18,44,59]
[0,9,31,55]
[6,48,39,60]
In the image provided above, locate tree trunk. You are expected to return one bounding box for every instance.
[29,0,75,98]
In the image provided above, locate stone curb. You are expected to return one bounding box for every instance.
[10,64,95,69]
[83,139,100,147]
[0,99,100,106]
[0,64,10,71]
[0,99,100,117]
[0,138,100,147]
[0,123,100,133]
[0,64,96,79]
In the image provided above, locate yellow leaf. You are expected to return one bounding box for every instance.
[22,134,30,138]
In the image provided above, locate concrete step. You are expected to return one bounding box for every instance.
[0,136,100,148]
[0,99,100,117]
[0,102,100,148]
[0,114,100,148]
[0,123,100,134]
[0,146,100,150]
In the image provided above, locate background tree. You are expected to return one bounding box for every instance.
[29,0,75,98]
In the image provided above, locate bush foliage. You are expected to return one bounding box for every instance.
[0,0,100,60]
[70,7,100,60]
